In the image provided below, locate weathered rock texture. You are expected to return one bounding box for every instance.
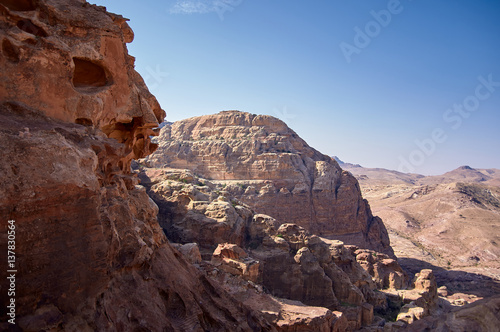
[141,167,410,329]
[353,248,408,290]
[203,262,349,332]
[145,111,393,256]
[0,0,164,173]
[404,295,500,332]
[0,1,273,331]
[396,269,438,324]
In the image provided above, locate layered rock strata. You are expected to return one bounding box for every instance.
[145,111,393,256]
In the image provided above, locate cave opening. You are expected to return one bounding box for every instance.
[72,58,110,91]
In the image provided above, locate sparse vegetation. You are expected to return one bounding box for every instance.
[237,183,248,190]
[456,183,500,208]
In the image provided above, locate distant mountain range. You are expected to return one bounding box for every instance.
[333,156,500,283]
[333,156,500,187]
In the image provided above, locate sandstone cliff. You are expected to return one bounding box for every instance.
[139,167,413,330]
[0,1,272,330]
[145,111,393,256]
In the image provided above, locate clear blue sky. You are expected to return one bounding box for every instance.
[98,0,500,175]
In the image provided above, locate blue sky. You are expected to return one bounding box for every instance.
[98,0,500,175]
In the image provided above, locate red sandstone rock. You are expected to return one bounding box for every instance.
[211,243,260,283]
[0,2,274,330]
[354,248,408,290]
[145,111,394,256]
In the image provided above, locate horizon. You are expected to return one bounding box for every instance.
[99,0,500,176]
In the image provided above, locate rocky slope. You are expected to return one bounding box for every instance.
[2,0,491,330]
[145,112,393,256]
[0,1,273,330]
[139,166,493,331]
[341,162,500,277]
[138,166,421,330]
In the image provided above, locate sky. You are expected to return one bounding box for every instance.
[98,0,500,175]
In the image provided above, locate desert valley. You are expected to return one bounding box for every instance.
[1,0,499,331]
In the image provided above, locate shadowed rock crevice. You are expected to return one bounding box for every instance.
[0,0,36,11]
[2,37,19,62]
[75,117,93,126]
[17,18,47,36]
[72,58,110,91]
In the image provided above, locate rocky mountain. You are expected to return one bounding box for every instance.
[340,162,500,285]
[137,166,428,330]
[2,0,496,330]
[0,1,273,330]
[145,111,393,256]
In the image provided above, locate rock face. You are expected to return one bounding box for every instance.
[145,111,393,256]
[396,269,438,324]
[353,248,408,290]
[0,0,164,173]
[0,1,273,331]
[405,295,500,332]
[141,167,409,329]
[211,243,260,283]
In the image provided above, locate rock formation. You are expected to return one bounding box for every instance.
[140,167,410,329]
[145,111,394,256]
[396,269,438,324]
[404,295,500,332]
[0,1,273,330]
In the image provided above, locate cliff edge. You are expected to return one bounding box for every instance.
[145,111,394,256]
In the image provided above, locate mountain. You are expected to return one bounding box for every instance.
[339,162,500,281]
[422,166,500,186]
[145,111,393,256]
[3,0,497,329]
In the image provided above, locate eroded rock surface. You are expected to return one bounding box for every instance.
[141,167,408,330]
[145,111,393,256]
[0,2,273,331]
[0,0,164,173]
[403,295,500,332]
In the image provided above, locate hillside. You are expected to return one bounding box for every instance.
[0,2,271,330]
[340,161,500,282]
[145,111,393,256]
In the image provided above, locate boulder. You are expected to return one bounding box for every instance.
[211,243,260,283]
